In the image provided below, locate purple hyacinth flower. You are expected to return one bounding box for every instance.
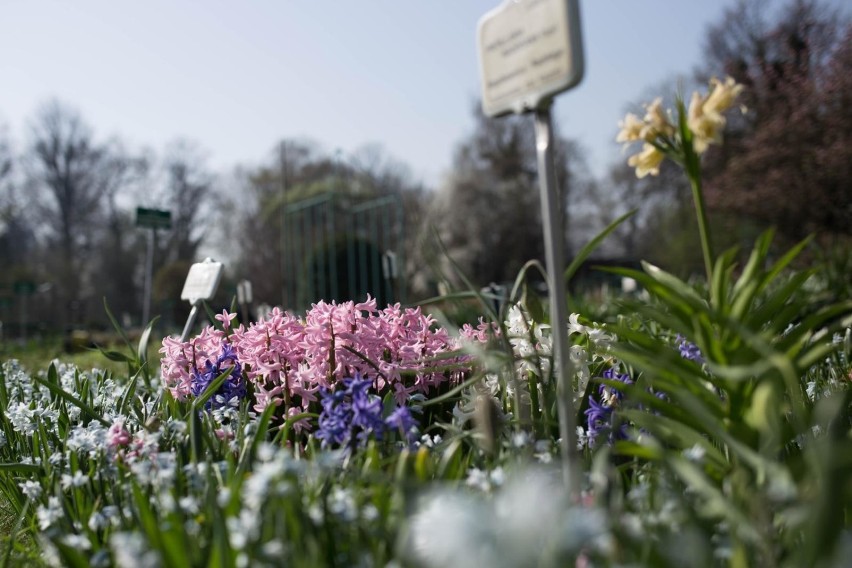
[190,343,246,409]
[385,405,419,445]
[676,334,705,365]
[315,373,419,450]
[585,367,633,448]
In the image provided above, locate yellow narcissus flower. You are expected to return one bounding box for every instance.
[687,91,722,154]
[627,143,665,178]
[616,112,644,143]
[703,76,744,116]
[641,97,675,141]
[688,77,744,154]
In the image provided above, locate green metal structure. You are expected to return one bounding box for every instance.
[281,192,405,312]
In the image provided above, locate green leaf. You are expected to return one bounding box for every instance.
[102,297,135,353]
[667,457,761,543]
[236,402,278,477]
[191,367,234,412]
[745,271,813,332]
[611,439,664,461]
[619,409,728,469]
[565,209,637,284]
[732,229,773,301]
[137,315,160,366]
[743,380,782,455]
[98,349,133,363]
[420,372,486,407]
[429,227,499,322]
[710,246,739,313]
[202,301,220,328]
[641,261,708,312]
[51,539,91,568]
[117,369,141,416]
[0,463,41,474]
[761,234,812,293]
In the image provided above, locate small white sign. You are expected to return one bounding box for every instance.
[180,259,224,304]
[478,0,584,117]
[236,280,253,304]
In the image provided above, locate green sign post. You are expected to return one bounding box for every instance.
[135,207,172,229]
[13,281,36,295]
[136,207,172,326]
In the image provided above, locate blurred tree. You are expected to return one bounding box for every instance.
[700,0,852,244]
[158,140,214,264]
[92,142,148,326]
[25,101,113,326]
[424,104,586,290]
[0,123,40,329]
[0,123,30,268]
[24,101,148,328]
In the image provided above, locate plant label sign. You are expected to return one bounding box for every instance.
[478,0,584,117]
[135,207,172,230]
[180,258,224,304]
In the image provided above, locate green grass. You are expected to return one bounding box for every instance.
[0,337,161,377]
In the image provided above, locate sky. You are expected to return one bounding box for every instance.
[0,1,797,188]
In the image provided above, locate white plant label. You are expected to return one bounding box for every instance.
[180,259,224,304]
[478,0,584,117]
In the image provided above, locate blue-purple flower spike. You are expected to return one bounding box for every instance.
[190,343,246,409]
[316,373,419,450]
[584,367,633,448]
[676,334,705,365]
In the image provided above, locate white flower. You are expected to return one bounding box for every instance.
[408,468,611,568]
[576,426,588,451]
[512,431,531,448]
[7,402,37,435]
[19,480,42,501]
[465,467,492,492]
[217,488,232,508]
[66,422,108,457]
[417,434,442,448]
[179,496,200,515]
[328,487,357,521]
[567,313,587,336]
[110,532,159,568]
[61,470,89,490]
[37,497,64,530]
[683,444,706,462]
[61,533,92,550]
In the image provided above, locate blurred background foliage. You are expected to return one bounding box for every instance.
[0,0,848,353]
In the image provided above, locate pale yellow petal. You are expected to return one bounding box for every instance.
[627,144,665,178]
[616,113,644,143]
[703,76,744,115]
[642,97,675,140]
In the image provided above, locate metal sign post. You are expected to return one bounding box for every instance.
[478,0,584,495]
[236,279,253,324]
[136,207,172,327]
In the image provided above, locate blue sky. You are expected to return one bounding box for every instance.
[0,1,807,186]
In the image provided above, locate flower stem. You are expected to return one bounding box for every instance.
[689,174,714,283]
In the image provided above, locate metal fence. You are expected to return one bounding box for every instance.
[281,192,405,312]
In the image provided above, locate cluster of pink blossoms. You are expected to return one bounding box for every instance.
[160,297,492,422]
